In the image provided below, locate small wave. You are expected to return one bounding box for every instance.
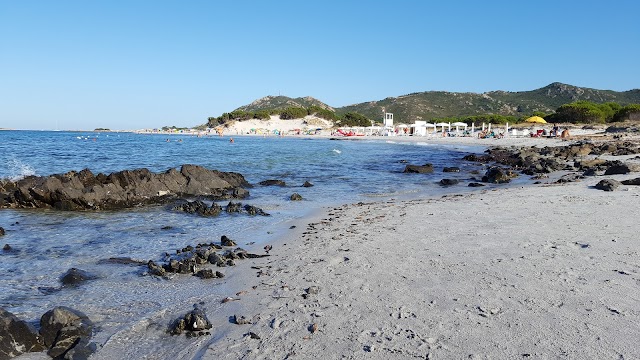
[6,159,36,181]
[332,149,342,154]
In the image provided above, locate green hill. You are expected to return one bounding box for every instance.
[336,83,640,123]
[228,83,640,124]
[236,95,334,112]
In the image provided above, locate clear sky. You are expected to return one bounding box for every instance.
[1,0,638,130]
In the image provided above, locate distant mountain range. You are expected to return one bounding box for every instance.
[234,83,640,123]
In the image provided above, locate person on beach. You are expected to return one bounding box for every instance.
[561,128,570,140]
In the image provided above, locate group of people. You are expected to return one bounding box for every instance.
[548,125,571,139]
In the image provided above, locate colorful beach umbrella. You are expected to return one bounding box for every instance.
[525,116,547,124]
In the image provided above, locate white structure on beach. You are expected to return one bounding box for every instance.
[382,113,395,136]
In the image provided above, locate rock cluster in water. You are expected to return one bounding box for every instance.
[172,200,269,217]
[0,165,249,210]
[146,236,269,279]
[0,306,94,359]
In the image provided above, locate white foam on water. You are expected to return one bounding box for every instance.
[6,158,37,181]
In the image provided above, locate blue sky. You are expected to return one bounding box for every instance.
[1,0,638,130]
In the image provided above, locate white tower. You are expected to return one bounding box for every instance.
[384,113,394,127]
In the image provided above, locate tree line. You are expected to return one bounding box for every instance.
[207,106,372,127]
[432,101,640,125]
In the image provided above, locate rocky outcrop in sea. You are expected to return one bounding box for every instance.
[0,165,249,210]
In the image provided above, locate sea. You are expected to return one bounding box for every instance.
[0,130,497,357]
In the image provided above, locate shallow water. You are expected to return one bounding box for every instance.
[0,130,494,355]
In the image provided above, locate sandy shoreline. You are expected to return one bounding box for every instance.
[186,174,640,359]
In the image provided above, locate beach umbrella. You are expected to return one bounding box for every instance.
[525,116,547,124]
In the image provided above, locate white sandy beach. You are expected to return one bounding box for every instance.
[185,172,639,359]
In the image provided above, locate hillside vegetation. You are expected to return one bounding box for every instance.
[206,83,640,127]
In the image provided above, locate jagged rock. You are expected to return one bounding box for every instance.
[60,268,97,286]
[232,188,250,199]
[259,179,286,187]
[443,167,460,173]
[468,182,485,187]
[169,307,212,335]
[221,235,236,247]
[0,227,4,236]
[302,181,314,187]
[0,165,249,210]
[208,253,225,266]
[439,179,459,186]
[482,167,517,183]
[225,201,243,213]
[290,193,303,201]
[172,200,222,216]
[403,164,434,174]
[0,308,46,358]
[40,306,94,359]
[147,260,166,276]
[195,269,224,279]
[621,178,640,185]
[595,179,621,191]
[244,204,269,216]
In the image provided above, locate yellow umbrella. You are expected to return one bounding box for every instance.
[525,116,547,124]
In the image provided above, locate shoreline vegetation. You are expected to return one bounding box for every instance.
[2,131,640,358]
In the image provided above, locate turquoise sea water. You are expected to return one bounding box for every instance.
[0,130,492,354]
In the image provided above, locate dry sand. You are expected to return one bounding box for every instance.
[183,158,640,358]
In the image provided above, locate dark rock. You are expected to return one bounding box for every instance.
[221,235,237,247]
[0,165,249,210]
[463,154,492,162]
[403,164,434,174]
[259,179,286,187]
[0,308,46,358]
[604,163,633,175]
[40,306,94,359]
[60,268,97,286]
[621,178,640,185]
[595,179,621,191]
[244,204,269,216]
[439,179,459,186]
[482,167,517,184]
[556,173,584,183]
[2,244,10,251]
[172,200,222,216]
[225,201,243,213]
[170,307,212,335]
[232,187,250,199]
[302,181,314,187]
[207,253,225,266]
[195,269,223,279]
[161,225,173,230]
[147,260,166,276]
[443,167,460,173]
[0,227,4,236]
[468,182,485,187]
[290,193,303,201]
